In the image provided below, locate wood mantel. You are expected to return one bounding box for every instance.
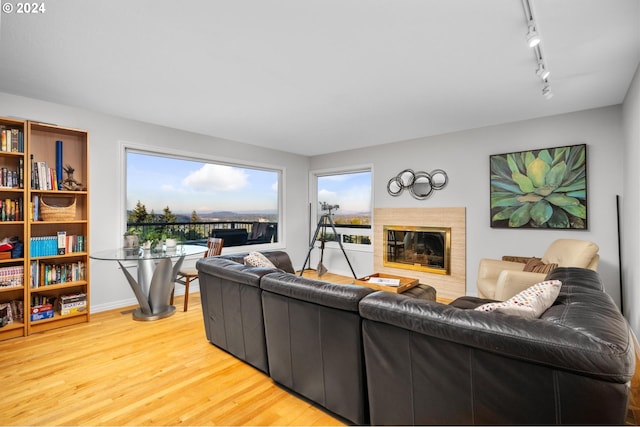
[374,207,466,301]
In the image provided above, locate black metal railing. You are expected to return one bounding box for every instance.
[126,221,279,246]
[126,220,370,247]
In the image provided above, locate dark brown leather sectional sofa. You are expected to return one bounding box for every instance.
[196,251,634,425]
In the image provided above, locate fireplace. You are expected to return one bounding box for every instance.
[374,208,465,301]
[384,225,451,275]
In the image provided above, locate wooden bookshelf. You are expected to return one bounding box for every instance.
[0,117,27,340]
[0,117,90,340]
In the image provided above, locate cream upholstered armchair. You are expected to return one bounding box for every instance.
[477,239,599,301]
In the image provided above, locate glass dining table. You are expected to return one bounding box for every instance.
[90,244,207,321]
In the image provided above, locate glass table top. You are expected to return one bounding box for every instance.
[90,244,207,261]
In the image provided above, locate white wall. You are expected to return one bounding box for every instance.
[311,106,625,306]
[0,92,312,312]
[1,91,629,318]
[622,63,640,334]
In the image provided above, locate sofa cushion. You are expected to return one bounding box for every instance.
[449,295,499,309]
[523,257,558,274]
[475,279,562,319]
[261,272,373,312]
[217,250,296,274]
[244,251,276,268]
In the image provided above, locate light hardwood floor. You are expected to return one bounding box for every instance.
[3,274,634,425]
[0,293,344,426]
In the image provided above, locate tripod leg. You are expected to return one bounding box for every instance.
[299,216,324,276]
[327,215,358,279]
[317,215,328,276]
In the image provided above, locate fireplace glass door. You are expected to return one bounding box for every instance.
[383,226,451,275]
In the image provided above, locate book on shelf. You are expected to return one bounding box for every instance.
[29,260,39,288]
[38,261,86,287]
[0,265,24,288]
[57,231,66,255]
[29,234,85,257]
[0,128,24,153]
[0,198,22,221]
[2,300,24,324]
[32,195,39,221]
[0,165,22,189]
[0,303,12,327]
[30,158,59,191]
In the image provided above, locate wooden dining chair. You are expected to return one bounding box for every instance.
[171,237,224,311]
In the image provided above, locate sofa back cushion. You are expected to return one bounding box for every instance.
[542,239,599,269]
[217,250,295,274]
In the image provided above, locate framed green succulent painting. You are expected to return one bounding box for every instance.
[490,144,587,229]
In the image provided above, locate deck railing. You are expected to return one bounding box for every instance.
[126,221,279,246]
[126,220,370,247]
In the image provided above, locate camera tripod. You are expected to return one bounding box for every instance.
[300,210,357,279]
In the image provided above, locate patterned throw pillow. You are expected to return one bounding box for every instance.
[243,251,276,268]
[523,257,558,274]
[501,255,533,264]
[475,279,562,319]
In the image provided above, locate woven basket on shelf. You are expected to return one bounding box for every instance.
[40,196,76,221]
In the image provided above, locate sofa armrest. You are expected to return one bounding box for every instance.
[478,258,525,281]
[494,270,546,300]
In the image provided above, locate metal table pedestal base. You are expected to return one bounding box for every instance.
[132,305,176,321]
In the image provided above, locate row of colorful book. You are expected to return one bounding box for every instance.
[0,198,23,222]
[29,234,85,257]
[30,155,61,191]
[0,128,24,153]
[29,260,86,288]
[0,265,24,288]
[0,300,23,327]
[0,160,24,188]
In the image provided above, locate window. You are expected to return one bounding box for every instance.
[313,169,372,249]
[125,148,281,247]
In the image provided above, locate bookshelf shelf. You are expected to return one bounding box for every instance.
[31,189,88,195]
[32,220,88,225]
[0,117,89,340]
[30,252,87,260]
[0,285,24,293]
[0,321,25,341]
[30,281,87,293]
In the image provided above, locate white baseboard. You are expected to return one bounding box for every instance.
[91,283,201,313]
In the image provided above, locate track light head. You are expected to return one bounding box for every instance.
[536,62,550,80]
[542,83,553,100]
[526,24,541,47]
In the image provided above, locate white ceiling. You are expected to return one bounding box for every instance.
[0,0,638,156]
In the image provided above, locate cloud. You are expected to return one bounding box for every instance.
[318,189,338,204]
[182,164,249,191]
[271,181,278,191]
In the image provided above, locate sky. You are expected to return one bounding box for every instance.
[127,152,372,215]
[126,152,279,214]
[317,171,371,214]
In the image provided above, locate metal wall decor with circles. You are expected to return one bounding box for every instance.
[387,169,448,200]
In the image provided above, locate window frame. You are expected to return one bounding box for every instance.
[119,141,285,250]
[309,165,373,253]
